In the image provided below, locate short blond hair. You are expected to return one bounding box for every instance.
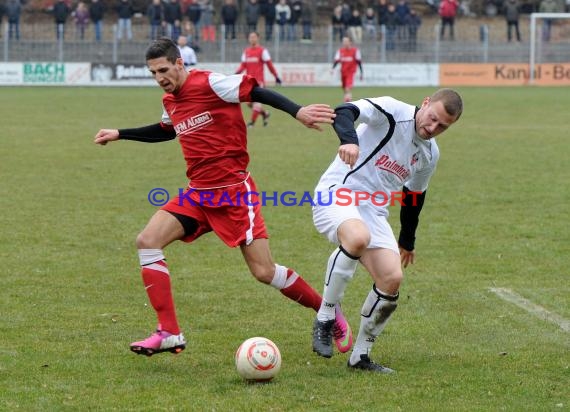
[431,88,463,120]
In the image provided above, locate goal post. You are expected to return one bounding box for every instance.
[529,13,570,84]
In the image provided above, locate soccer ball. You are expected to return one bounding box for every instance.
[235,337,282,382]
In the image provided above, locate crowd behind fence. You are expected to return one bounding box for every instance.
[1,18,569,64]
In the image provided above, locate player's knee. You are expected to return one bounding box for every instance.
[386,268,403,290]
[338,222,370,256]
[250,264,274,284]
[136,231,157,249]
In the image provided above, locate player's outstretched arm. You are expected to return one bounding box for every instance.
[249,87,334,131]
[95,123,176,145]
[94,129,119,146]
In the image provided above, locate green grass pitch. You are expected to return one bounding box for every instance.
[0,85,568,411]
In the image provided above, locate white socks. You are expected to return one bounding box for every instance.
[317,246,359,321]
[350,286,399,365]
[138,249,165,266]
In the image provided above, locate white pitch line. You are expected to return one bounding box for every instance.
[489,287,570,333]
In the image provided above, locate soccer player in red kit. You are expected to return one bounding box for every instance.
[93,38,353,357]
[235,31,282,128]
[332,36,363,103]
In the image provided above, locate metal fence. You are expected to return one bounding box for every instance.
[2,19,569,64]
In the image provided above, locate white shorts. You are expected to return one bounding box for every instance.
[312,190,399,254]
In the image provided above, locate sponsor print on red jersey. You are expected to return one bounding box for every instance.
[160,70,259,189]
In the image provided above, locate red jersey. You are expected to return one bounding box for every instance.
[235,46,278,87]
[160,70,258,189]
[334,47,362,76]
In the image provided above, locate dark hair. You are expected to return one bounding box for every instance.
[145,37,181,64]
[431,88,463,120]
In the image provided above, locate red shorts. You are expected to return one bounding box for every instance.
[161,175,268,247]
[341,72,355,89]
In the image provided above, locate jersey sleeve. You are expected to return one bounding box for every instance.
[350,97,394,128]
[261,48,272,62]
[355,48,362,62]
[209,72,258,103]
[404,142,439,192]
[161,104,172,126]
[333,50,340,62]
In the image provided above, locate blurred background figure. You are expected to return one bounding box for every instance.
[177,34,197,68]
[116,0,133,41]
[89,0,105,42]
[74,1,90,40]
[163,0,182,40]
[147,0,164,40]
[53,0,71,40]
[221,0,238,41]
[6,0,22,41]
[200,0,215,42]
[504,0,521,42]
[439,0,459,40]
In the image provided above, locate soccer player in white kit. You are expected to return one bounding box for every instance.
[311,88,463,372]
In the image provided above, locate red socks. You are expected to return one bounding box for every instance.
[280,268,322,311]
[141,260,180,334]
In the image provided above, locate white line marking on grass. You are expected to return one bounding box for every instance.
[489,287,570,332]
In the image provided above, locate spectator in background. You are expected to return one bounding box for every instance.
[74,1,90,40]
[385,3,398,50]
[6,0,21,41]
[177,34,197,67]
[53,0,71,40]
[245,0,260,36]
[164,0,182,40]
[200,0,215,42]
[89,0,105,42]
[375,0,389,30]
[439,0,458,40]
[300,0,312,42]
[405,8,421,51]
[395,0,410,40]
[504,0,521,42]
[221,0,238,40]
[186,1,201,42]
[332,36,363,102]
[147,0,164,40]
[363,7,377,40]
[347,8,363,44]
[340,2,351,31]
[275,0,290,41]
[331,5,344,42]
[288,0,301,41]
[116,0,133,41]
[539,0,559,41]
[0,2,5,38]
[264,0,276,41]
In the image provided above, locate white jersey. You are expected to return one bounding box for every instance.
[316,96,439,217]
[178,45,197,68]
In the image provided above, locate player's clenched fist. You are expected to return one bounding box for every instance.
[94,129,120,145]
[296,104,336,131]
[338,143,359,169]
